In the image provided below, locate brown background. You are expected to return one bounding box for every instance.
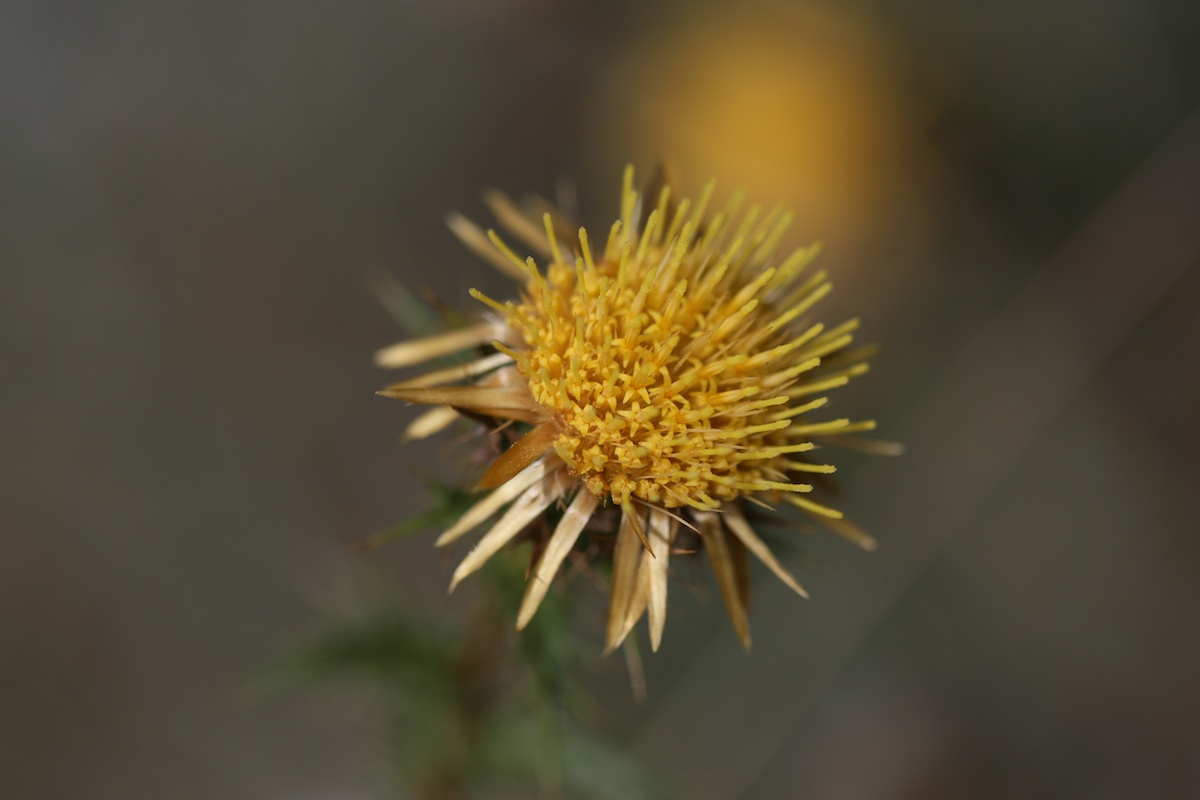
[3,1,1199,797]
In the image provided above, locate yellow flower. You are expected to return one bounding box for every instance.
[377,167,890,651]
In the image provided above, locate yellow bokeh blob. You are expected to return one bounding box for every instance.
[592,2,926,272]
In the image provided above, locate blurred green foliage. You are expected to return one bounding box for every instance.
[256,481,667,799]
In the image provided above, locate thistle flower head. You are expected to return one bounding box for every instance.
[377,167,892,651]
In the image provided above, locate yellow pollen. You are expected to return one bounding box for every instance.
[480,179,865,509]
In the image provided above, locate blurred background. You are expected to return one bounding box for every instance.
[3,0,1199,797]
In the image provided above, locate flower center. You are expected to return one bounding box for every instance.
[513,252,805,511]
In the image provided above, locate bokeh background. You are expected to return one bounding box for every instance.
[3,0,1199,797]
